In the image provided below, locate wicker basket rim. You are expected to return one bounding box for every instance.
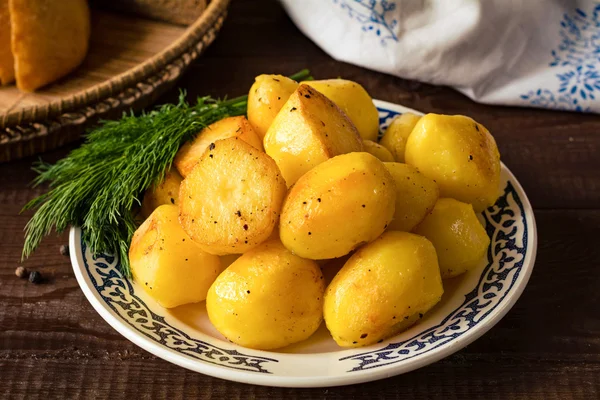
[0,0,230,129]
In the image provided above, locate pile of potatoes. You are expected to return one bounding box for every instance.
[129,74,501,350]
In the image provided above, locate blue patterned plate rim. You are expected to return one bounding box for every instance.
[69,100,538,388]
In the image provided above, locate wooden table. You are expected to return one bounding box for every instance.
[1,0,599,398]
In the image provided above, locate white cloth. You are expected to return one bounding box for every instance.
[281,0,600,113]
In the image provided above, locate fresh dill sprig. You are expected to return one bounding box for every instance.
[22,69,312,278]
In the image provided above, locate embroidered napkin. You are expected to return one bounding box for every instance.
[281,0,600,113]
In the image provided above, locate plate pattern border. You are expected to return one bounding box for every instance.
[82,244,278,374]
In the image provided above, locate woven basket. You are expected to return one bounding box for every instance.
[0,0,230,163]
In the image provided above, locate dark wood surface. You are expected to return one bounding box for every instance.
[1,0,599,398]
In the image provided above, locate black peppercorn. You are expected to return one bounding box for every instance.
[29,271,43,284]
[59,244,69,256]
[15,266,29,279]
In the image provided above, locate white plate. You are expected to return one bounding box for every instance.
[70,100,537,388]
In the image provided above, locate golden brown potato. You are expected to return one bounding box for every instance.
[384,162,439,231]
[324,231,443,347]
[129,204,221,309]
[304,79,379,141]
[280,152,396,259]
[140,169,183,218]
[179,137,287,255]
[414,198,490,279]
[174,116,263,178]
[405,114,501,212]
[380,113,421,162]
[264,84,363,186]
[363,140,395,162]
[206,239,324,350]
[247,74,299,140]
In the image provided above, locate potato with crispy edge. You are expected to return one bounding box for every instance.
[179,137,287,255]
[207,239,324,350]
[363,140,395,162]
[304,79,379,141]
[174,116,263,178]
[248,74,299,140]
[264,84,363,186]
[405,114,501,211]
[280,152,396,260]
[324,231,443,347]
[414,198,490,279]
[380,113,421,162]
[140,169,183,218]
[384,163,439,232]
[129,204,221,308]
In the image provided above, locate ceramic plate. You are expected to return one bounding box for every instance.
[70,100,537,388]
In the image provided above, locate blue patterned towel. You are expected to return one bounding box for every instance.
[281,0,600,113]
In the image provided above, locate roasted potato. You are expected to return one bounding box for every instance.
[264,84,363,186]
[304,79,379,141]
[280,152,396,259]
[129,204,221,309]
[363,140,395,162]
[384,162,439,231]
[247,74,299,140]
[174,116,263,178]
[414,198,490,279]
[206,239,324,350]
[179,137,287,255]
[324,231,443,347]
[380,113,421,162]
[405,114,501,212]
[140,169,183,218]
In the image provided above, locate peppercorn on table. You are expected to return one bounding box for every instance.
[1,0,599,398]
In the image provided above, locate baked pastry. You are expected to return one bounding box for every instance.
[0,0,14,85]
[9,0,91,91]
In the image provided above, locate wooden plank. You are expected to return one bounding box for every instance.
[0,358,597,399]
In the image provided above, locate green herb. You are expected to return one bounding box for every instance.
[22,69,312,278]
